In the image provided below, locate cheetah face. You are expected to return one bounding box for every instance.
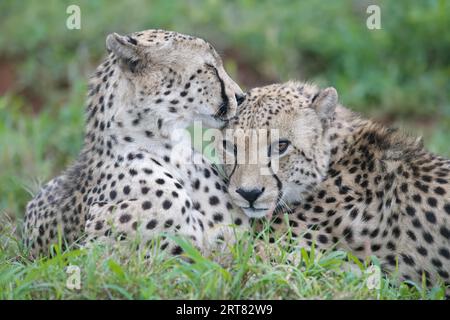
[105,30,244,129]
[219,82,338,219]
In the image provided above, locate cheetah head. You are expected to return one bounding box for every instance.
[101,29,244,132]
[219,81,338,219]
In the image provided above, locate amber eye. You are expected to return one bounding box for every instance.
[278,140,290,154]
[268,139,291,157]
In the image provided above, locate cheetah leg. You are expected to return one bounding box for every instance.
[84,199,204,257]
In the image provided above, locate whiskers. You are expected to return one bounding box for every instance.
[276,197,292,214]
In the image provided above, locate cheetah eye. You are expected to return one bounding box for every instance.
[268,139,291,157]
[278,140,290,154]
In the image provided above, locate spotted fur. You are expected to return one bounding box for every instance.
[222,81,450,292]
[24,30,249,258]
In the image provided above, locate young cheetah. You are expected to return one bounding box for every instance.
[221,81,450,293]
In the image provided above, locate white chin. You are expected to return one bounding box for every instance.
[242,208,268,219]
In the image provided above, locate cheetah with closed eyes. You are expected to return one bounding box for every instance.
[24,29,249,258]
[221,81,450,293]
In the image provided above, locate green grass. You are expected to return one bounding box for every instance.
[1,91,448,300]
[0,0,449,300]
[0,216,446,299]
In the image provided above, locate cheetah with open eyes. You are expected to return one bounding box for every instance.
[24,29,250,258]
[221,81,450,293]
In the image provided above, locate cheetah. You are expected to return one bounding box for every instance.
[24,29,249,258]
[220,81,450,292]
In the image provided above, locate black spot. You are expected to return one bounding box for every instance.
[119,214,131,223]
[412,218,422,229]
[434,186,446,195]
[405,206,416,217]
[392,226,401,238]
[440,226,450,239]
[109,190,117,200]
[427,197,437,207]
[318,234,328,244]
[444,203,450,215]
[193,179,200,190]
[406,230,417,241]
[156,178,165,185]
[172,246,183,255]
[416,246,428,256]
[162,200,172,210]
[386,254,397,266]
[425,211,437,224]
[213,213,223,222]
[401,254,415,266]
[423,231,434,244]
[146,219,158,229]
[143,168,153,174]
[142,201,152,210]
[400,183,408,193]
[431,258,442,268]
[325,197,336,203]
[438,247,450,260]
[343,227,353,243]
[313,206,324,213]
[164,219,174,228]
[95,220,104,230]
[333,217,342,227]
[350,208,358,219]
[386,241,396,251]
[209,196,219,206]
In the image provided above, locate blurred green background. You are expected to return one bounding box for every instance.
[0,0,449,220]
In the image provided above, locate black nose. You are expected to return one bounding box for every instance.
[236,188,263,206]
[235,93,245,106]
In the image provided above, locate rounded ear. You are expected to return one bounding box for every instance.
[106,33,140,72]
[312,87,338,120]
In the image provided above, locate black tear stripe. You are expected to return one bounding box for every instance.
[227,144,238,181]
[208,64,229,117]
[267,160,284,212]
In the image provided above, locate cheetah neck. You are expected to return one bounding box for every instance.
[324,105,428,214]
[81,55,195,164]
[327,105,424,167]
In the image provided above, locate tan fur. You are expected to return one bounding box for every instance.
[222,81,450,293]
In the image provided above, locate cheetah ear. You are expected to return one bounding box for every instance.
[312,87,338,121]
[106,33,140,73]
